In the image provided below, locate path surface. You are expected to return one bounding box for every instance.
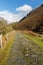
[6,31,43,65]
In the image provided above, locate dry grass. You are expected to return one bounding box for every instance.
[0,31,15,65]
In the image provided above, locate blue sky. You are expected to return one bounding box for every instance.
[0,0,43,13]
[0,0,43,23]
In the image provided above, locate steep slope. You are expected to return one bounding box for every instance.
[15,4,43,34]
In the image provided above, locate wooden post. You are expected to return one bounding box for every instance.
[0,34,2,48]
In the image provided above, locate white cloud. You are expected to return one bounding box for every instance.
[0,4,33,23]
[16,4,32,12]
[0,10,21,23]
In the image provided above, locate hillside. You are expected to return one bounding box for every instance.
[0,17,13,35]
[9,22,18,29]
[15,4,43,34]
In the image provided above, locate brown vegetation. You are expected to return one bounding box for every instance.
[15,4,43,34]
[2,31,15,47]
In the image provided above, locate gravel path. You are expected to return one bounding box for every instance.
[6,31,43,65]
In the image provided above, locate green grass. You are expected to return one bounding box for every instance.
[0,34,15,65]
[24,34,43,49]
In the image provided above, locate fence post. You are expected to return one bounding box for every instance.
[0,34,2,48]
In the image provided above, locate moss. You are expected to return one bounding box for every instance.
[24,34,43,49]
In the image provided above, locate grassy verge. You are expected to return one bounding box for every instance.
[0,33,15,65]
[24,34,43,49]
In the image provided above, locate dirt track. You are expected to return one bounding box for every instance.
[6,31,43,65]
